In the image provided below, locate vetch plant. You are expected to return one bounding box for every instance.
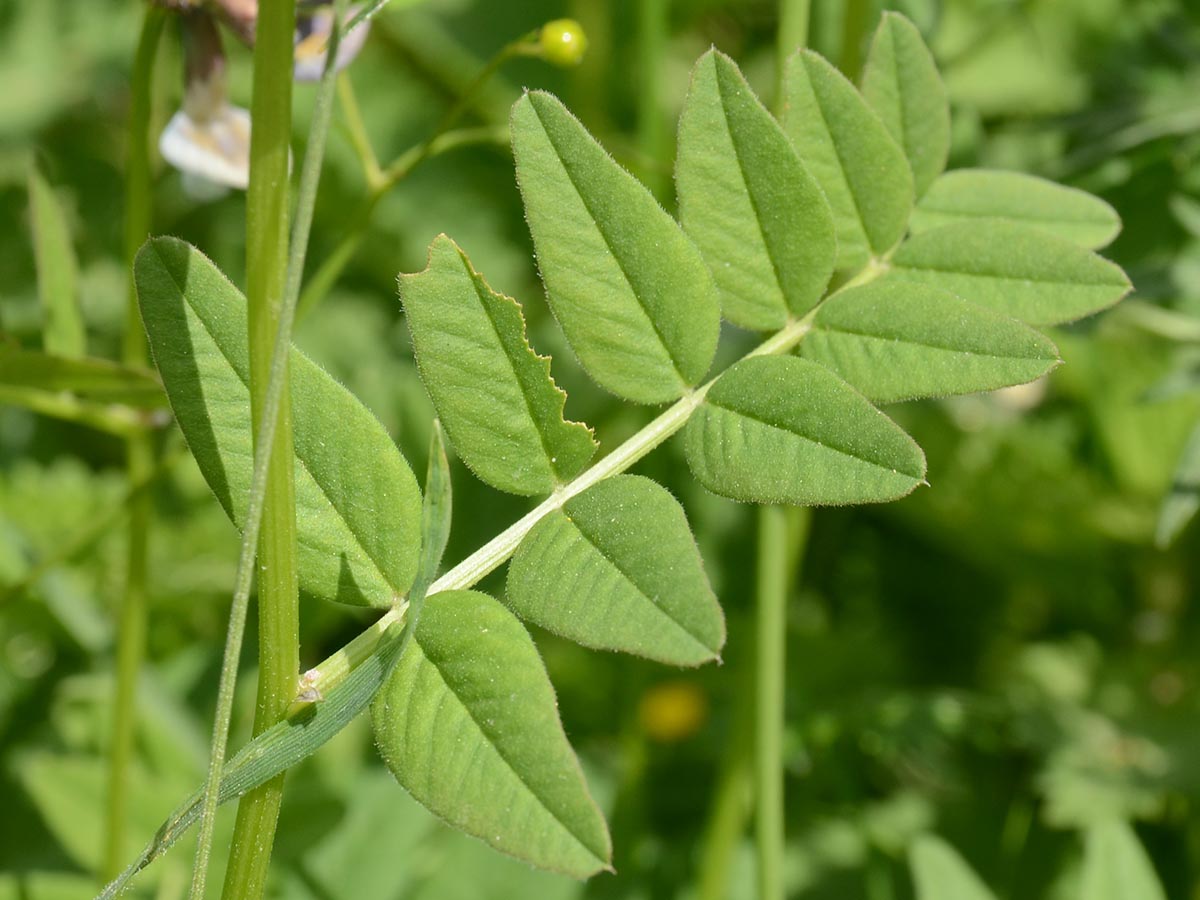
[99,8,1130,897]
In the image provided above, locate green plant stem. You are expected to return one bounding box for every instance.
[839,0,871,80]
[755,505,788,900]
[103,6,165,880]
[296,124,506,317]
[776,0,810,112]
[191,2,349,897]
[0,386,150,437]
[296,31,530,318]
[696,686,754,900]
[636,0,669,199]
[218,1,301,897]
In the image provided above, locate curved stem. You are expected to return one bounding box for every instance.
[104,6,165,880]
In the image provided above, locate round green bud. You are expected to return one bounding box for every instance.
[538,18,588,67]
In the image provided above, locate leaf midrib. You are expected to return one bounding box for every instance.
[413,635,606,865]
[705,397,923,480]
[560,510,716,657]
[813,319,1055,360]
[527,96,689,390]
[153,243,397,599]
[712,59,790,310]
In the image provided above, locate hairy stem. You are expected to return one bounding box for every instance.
[217,1,301,897]
[104,6,165,879]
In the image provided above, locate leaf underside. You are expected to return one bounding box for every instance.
[676,49,836,330]
[511,90,720,403]
[911,168,1122,249]
[400,235,596,496]
[861,12,951,199]
[371,589,612,879]
[890,220,1131,326]
[135,236,422,607]
[507,475,724,666]
[685,355,926,506]
[780,49,914,270]
[802,280,1060,404]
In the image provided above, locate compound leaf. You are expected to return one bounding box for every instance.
[802,280,1060,403]
[507,475,724,667]
[911,169,1121,249]
[861,12,950,199]
[135,236,422,607]
[780,49,914,270]
[512,90,720,403]
[400,235,596,495]
[1082,821,1168,900]
[371,589,611,878]
[890,221,1131,325]
[28,163,85,358]
[909,835,999,900]
[685,356,926,505]
[676,49,836,330]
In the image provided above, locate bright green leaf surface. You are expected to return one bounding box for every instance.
[676,49,836,330]
[911,169,1122,249]
[1082,821,1168,900]
[890,221,1132,325]
[372,589,611,878]
[780,50,914,270]
[684,356,926,505]
[909,835,999,900]
[135,237,421,607]
[0,346,164,407]
[400,235,596,495]
[511,90,720,403]
[28,164,84,358]
[802,280,1060,403]
[506,475,724,666]
[861,12,950,198]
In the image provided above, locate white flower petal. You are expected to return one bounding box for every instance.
[159,105,251,191]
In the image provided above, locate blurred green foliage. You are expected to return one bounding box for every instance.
[1,0,1199,897]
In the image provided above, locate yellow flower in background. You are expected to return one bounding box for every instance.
[638,680,708,743]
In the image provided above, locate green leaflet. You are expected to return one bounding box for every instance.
[890,221,1132,326]
[506,475,724,667]
[861,12,950,199]
[780,49,914,270]
[371,589,612,879]
[1081,821,1168,900]
[135,237,422,607]
[511,90,720,404]
[684,356,926,506]
[802,281,1060,403]
[676,49,836,330]
[0,346,165,408]
[909,835,999,900]
[28,164,85,358]
[911,169,1122,249]
[1156,419,1200,548]
[400,236,596,495]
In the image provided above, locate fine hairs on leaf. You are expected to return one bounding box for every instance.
[111,12,1136,892]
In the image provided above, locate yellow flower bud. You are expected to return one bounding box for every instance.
[538,18,588,67]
